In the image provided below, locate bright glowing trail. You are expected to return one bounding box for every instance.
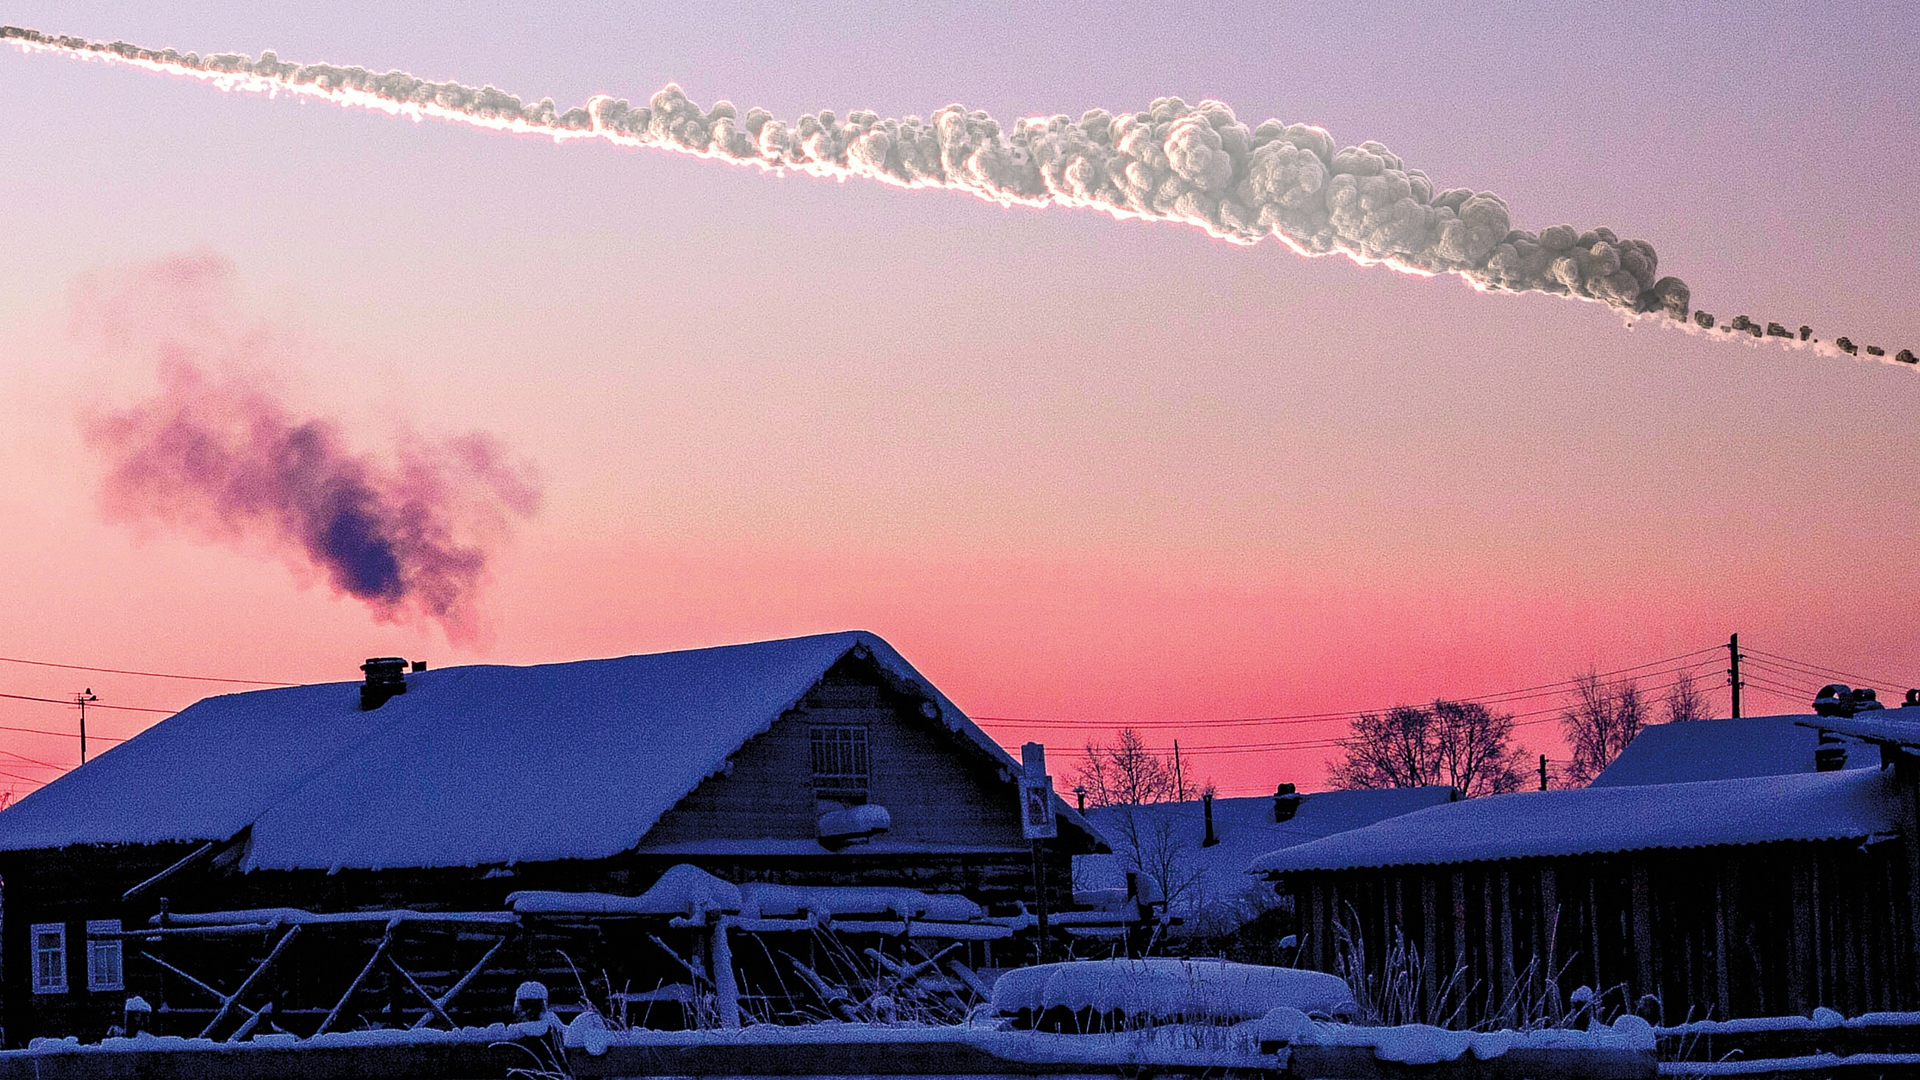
[5,26,1912,364]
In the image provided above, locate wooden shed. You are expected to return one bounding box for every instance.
[1253,748,1920,1024]
[0,631,1105,1045]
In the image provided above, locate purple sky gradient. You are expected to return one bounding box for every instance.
[0,1,1915,797]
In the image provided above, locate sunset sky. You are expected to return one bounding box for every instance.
[1,1,1915,800]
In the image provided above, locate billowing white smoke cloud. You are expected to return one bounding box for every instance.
[12,24,1911,366]
[3,24,1698,323]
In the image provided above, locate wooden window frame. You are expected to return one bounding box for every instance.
[31,922,67,995]
[809,724,871,803]
[86,920,124,992]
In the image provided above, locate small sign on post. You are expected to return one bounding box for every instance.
[1020,742,1055,962]
[1020,742,1057,840]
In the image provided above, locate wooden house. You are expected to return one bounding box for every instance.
[1252,719,1920,1024]
[0,631,1105,1044]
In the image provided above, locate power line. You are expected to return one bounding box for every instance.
[0,691,172,715]
[1745,647,1918,694]
[0,722,126,743]
[1041,674,1700,758]
[976,659,1712,731]
[973,646,1721,730]
[0,653,294,687]
[0,747,66,770]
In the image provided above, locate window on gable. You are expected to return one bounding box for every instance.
[810,725,870,806]
[86,920,124,992]
[31,922,66,994]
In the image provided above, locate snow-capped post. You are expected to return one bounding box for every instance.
[710,914,741,1030]
[513,980,549,1023]
[1020,742,1056,962]
[123,995,151,1036]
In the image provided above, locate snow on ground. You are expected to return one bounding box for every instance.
[990,958,1355,1021]
[1252,766,1901,873]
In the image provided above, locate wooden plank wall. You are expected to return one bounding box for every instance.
[1285,838,1916,1024]
[643,657,1028,850]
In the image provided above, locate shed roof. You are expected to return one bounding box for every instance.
[1799,711,1920,751]
[0,631,1082,871]
[1590,713,1874,788]
[1249,767,1902,875]
[1085,788,1456,887]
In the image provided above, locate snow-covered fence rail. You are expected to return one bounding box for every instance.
[0,1020,1666,1080]
[1657,1008,1920,1069]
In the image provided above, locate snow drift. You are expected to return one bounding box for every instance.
[991,958,1355,1023]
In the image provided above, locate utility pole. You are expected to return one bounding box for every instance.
[1172,740,1185,801]
[74,688,97,764]
[1728,634,1744,720]
[1539,753,1549,791]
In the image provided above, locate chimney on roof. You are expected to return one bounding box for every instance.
[1273,783,1302,823]
[1815,730,1848,772]
[411,660,427,673]
[359,657,409,711]
[1201,792,1219,848]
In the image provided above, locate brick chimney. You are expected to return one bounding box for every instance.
[1202,792,1219,847]
[1273,782,1302,823]
[359,657,409,711]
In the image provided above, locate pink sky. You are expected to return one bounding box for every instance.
[0,1,1915,800]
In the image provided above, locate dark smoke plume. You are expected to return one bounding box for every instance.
[77,255,541,644]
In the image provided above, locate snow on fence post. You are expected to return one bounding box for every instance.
[711,913,741,1030]
[514,980,549,1023]
[123,995,151,1037]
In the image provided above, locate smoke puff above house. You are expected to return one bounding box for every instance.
[76,255,541,645]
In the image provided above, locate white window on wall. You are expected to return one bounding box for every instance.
[86,920,123,992]
[31,922,66,994]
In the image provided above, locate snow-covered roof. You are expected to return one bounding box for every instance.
[1079,788,1455,920]
[0,631,1084,870]
[1249,767,1903,875]
[1590,713,1874,788]
[1086,789,1455,884]
[1799,711,1920,751]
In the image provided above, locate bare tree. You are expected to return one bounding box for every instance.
[1075,729,1196,918]
[1561,669,1648,785]
[1664,668,1708,723]
[1331,700,1527,797]
[1076,727,1177,808]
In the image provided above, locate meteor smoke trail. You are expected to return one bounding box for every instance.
[6,26,1911,363]
[77,254,542,645]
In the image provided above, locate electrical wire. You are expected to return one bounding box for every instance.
[0,653,295,686]
[1745,647,1918,694]
[972,645,1722,730]
[1023,672,1700,756]
[0,723,127,743]
[0,691,172,716]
